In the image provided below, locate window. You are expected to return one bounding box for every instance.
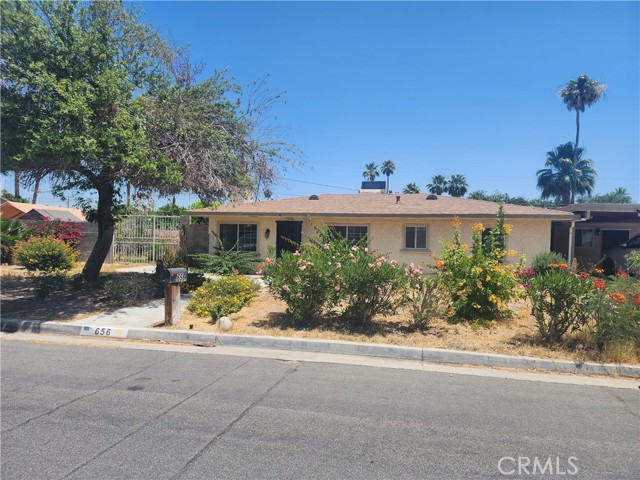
[219,223,257,251]
[405,226,428,250]
[328,225,368,242]
[575,229,594,248]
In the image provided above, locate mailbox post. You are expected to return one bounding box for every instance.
[163,268,188,326]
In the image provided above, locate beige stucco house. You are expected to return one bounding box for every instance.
[187,193,574,268]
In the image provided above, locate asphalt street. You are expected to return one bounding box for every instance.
[1,339,639,480]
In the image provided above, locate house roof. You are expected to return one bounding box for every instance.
[0,199,87,221]
[20,208,85,223]
[187,193,575,220]
[560,203,640,222]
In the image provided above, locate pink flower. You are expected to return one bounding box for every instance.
[265,257,273,266]
[336,262,342,269]
[364,247,369,252]
[282,285,290,292]
[299,265,306,271]
[390,260,398,267]
[351,245,359,251]
[335,285,341,292]
[323,244,330,250]
[293,250,301,257]
[376,262,382,269]
[368,263,375,269]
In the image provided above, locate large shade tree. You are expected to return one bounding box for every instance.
[380,160,396,193]
[537,142,596,206]
[559,74,606,202]
[1,0,293,281]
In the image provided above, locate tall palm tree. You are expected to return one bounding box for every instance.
[447,174,468,197]
[362,163,379,182]
[559,75,606,201]
[537,142,596,206]
[402,182,420,194]
[380,160,396,193]
[427,174,448,195]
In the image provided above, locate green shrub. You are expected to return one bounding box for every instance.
[190,234,259,275]
[525,268,593,344]
[187,275,258,320]
[182,272,206,293]
[436,208,519,322]
[263,224,409,328]
[338,245,409,328]
[0,216,34,263]
[13,236,77,272]
[530,251,567,275]
[403,272,450,329]
[627,250,640,276]
[263,244,340,324]
[103,274,163,303]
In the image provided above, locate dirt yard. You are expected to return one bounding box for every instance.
[168,288,640,365]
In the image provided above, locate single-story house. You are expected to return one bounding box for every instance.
[187,193,575,268]
[0,198,86,222]
[551,203,640,269]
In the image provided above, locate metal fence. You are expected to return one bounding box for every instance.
[112,215,182,263]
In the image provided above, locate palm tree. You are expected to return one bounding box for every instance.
[427,175,448,195]
[559,75,606,201]
[362,163,380,182]
[380,160,396,193]
[402,182,420,194]
[447,174,468,197]
[537,142,596,206]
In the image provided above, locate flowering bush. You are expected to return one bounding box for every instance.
[435,207,519,322]
[588,275,640,351]
[338,245,410,328]
[23,217,83,249]
[187,275,259,320]
[403,267,449,329]
[530,251,567,275]
[263,225,409,328]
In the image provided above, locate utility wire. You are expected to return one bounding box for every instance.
[281,177,358,192]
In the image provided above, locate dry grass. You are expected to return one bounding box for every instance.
[167,288,640,365]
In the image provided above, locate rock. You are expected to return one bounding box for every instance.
[219,316,233,331]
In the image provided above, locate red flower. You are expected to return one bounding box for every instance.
[593,280,606,290]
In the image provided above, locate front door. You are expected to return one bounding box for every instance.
[276,221,302,257]
[601,230,629,255]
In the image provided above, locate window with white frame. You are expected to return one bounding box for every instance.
[404,225,428,250]
[219,223,258,251]
[328,225,368,242]
[575,229,594,248]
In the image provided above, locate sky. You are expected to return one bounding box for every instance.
[3,0,639,206]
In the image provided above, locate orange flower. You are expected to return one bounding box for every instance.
[593,280,606,290]
[609,292,626,304]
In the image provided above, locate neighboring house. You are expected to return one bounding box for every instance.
[187,193,574,267]
[551,203,640,269]
[0,198,86,222]
[0,198,101,262]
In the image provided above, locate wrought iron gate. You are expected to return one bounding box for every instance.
[112,215,182,263]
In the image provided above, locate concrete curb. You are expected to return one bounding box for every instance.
[2,318,639,379]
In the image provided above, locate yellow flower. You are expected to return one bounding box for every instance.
[504,224,513,235]
[472,223,485,232]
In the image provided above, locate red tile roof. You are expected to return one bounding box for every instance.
[188,193,574,220]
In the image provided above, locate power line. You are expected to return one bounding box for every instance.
[281,177,358,192]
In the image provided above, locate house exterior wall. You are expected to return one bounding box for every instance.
[574,221,640,267]
[206,215,553,268]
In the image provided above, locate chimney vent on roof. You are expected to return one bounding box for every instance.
[395,195,401,204]
[308,195,319,200]
[426,194,438,200]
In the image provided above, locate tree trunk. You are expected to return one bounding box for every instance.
[31,175,41,204]
[126,182,131,207]
[571,109,580,204]
[386,175,390,194]
[82,182,115,282]
[14,170,20,198]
